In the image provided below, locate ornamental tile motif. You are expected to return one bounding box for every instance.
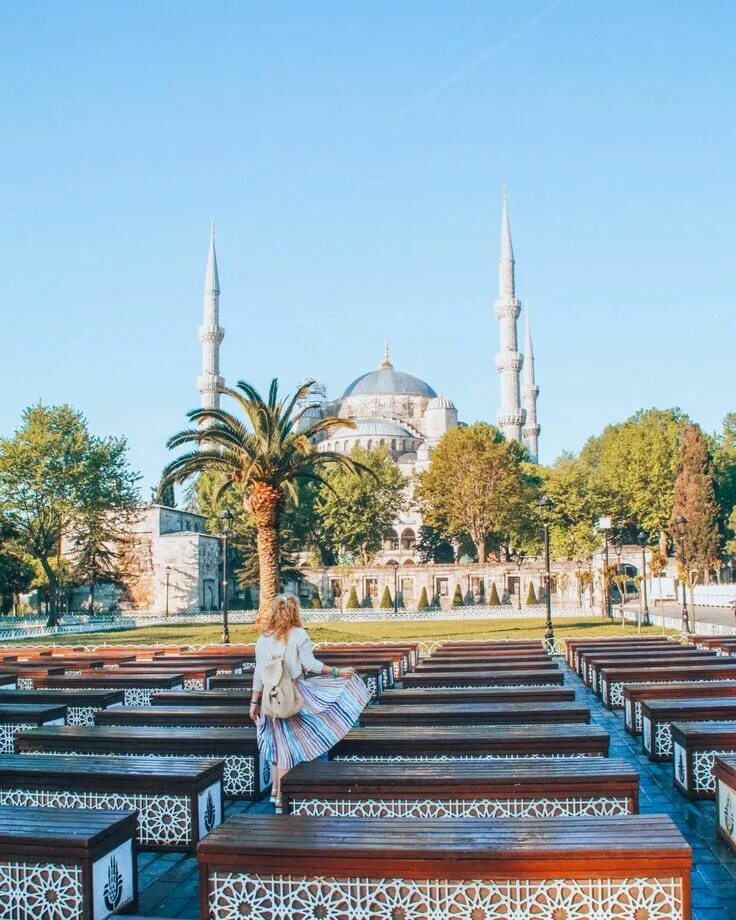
[289,795,631,818]
[183,678,206,691]
[0,861,83,920]
[0,724,35,755]
[0,788,192,847]
[608,678,717,709]
[66,706,99,727]
[693,749,736,793]
[208,872,685,920]
[73,686,155,707]
[335,753,595,763]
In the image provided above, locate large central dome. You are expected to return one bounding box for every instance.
[342,346,437,398]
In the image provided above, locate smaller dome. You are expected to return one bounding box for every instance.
[427,393,456,411]
[332,418,413,439]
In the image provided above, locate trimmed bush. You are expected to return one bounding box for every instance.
[308,591,322,609]
[488,582,501,606]
[525,582,538,605]
[451,584,464,606]
[417,586,430,609]
[345,586,360,609]
[242,587,254,610]
[362,594,374,609]
[379,586,393,609]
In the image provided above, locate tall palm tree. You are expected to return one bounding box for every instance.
[161,379,362,623]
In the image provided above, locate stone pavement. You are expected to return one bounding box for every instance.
[135,661,736,919]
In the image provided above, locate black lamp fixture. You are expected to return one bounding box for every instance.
[673,514,690,632]
[387,559,400,615]
[536,495,555,645]
[218,509,234,645]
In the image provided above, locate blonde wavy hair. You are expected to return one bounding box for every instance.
[264,593,303,643]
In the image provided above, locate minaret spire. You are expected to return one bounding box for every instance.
[380,338,393,370]
[522,312,540,462]
[198,223,225,419]
[494,189,525,442]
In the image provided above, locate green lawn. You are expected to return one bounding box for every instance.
[0,616,677,647]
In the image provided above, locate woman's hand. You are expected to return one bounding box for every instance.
[249,702,260,723]
[339,667,356,678]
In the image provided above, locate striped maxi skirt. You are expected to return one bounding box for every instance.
[257,673,370,771]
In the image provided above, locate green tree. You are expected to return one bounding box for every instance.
[525,582,538,605]
[379,585,393,609]
[308,591,323,609]
[315,445,406,565]
[162,379,366,623]
[542,452,600,559]
[670,423,721,578]
[451,584,464,606]
[0,404,141,626]
[242,586,254,610]
[713,412,736,555]
[416,586,430,610]
[0,550,35,615]
[416,423,527,563]
[345,586,360,609]
[488,582,501,606]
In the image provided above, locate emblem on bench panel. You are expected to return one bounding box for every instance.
[198,784,223,839]
[93,840,133,920]
[103,855,123,912]
[723,786,736,836]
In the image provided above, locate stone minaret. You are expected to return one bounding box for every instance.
[197,222,225,414]
[522,314,540,461]
[494,190,525,442]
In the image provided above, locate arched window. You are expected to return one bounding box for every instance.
[367,439,372,451]
[401,528,416,551]
[384,529,399,551]
[391,439,397,451]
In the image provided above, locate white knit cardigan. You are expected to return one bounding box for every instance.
[252,627,324,692]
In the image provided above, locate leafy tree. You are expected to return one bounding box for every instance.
[0,550,34,614]
[154,477,176,508]
[451,584,464,606]
[542,452,599,559]
[345,586,360,609]
[417,586,430,609]
[670,423,721,578]
[315,445,406,565]
[713,412,736,555]
[162,379,365,623]
[415,524,455,564]
[488,582,501,606]
[309,591,322,609]
[242,586,254,610]
[416,423,526,563]
[0,404,141,626]
[525,582,538,605]
[379,585,393,609]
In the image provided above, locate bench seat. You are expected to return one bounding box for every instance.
[14,724,269,800]
[599,661,736,708]
[94,706,253,728]
[565,638,675,672]
[152,690,252,707]
[0,673,16,689]
[3,664,66,689]
[378,686,575,705]
[108,664,217,691]
[0,805,138,919]
[401,668,564,688]
[0,689,124,725]
[210,668,385,700]
[359,701,590,726]
[331,724,609,760]
[0,754,223,851]
[642,697,736,761]
[584,651,714,691]
[35,673,185,706]
[671,720,736,799]
[198,814,691,920]
[623,680,736,735]
[0,703,67,753]
[714,754,736,852]
[282,757,638,817]
[415,659,559,673]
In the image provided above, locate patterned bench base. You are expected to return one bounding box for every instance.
[334,753,597,763]
[206,873,686,920]
[0,718,65,754]
[674,743,731,796]
[644,718,726,761]
[288,795,631,818]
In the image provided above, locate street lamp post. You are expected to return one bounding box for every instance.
[614,540,624,624]
[512,549,525,610]
[674,515,690,634]
[537,496,554,648]
[165,565,171,616]
[388,559,399,615]
[576,559,583,609]
[218,509,234,645]
[638,531,650,627]
[597,518,612,619]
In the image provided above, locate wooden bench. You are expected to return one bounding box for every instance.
[360,701,590,726]
[0,673,16,690]
[35,673,185,706]
[2,664,67,689]
[0,688,124,725]
[599,661,736,709]
[112,663,218,691]
[10,656,108,675]
[379,686,576,705]
[15,724,269,800]
[94,706,253,728]
[714,753,736,852]
[415,658,560,672]
[152,690,253,707]
[151,653,251,674]
[402,668,564,688]
[331,724,609,761]
[0,703,67,753]
[672,720,736,798]
[623,680,736,735]
[642,698,736,761]
[198,814,691,920]
[0,754,223,852]
[574,640,680,677]
[422,653,551,667]
[282,757,638,818]
[582,650,713,690]
[317,653,397,688]
[0,805,138,919]
[210,668,386,700]
[565,637,675,672]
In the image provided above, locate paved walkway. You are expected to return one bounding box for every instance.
[135,662,736,919]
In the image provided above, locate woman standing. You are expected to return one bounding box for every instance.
[249,593,370,811]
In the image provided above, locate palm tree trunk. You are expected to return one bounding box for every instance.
[249,483,284,627]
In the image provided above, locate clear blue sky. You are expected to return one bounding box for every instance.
[1,1,734,491]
